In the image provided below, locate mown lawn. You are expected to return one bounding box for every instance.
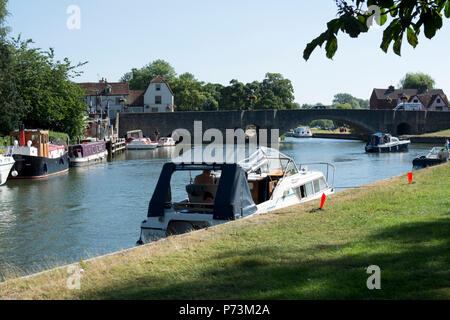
[0,163,449,300]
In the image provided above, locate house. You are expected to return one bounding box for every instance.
[80,79,130,117]
[80,76,175,115]
[370,85,449,111]
[143,76,175,112]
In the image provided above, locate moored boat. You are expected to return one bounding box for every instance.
[293,127,313,138]
[155,137,176,147]
[69,141,108,167]
[0,153,15,185]
[125,137,158,150]
[412,146,449,169]
[365,133,410,153]
[137,147,335,243]
[7,127,69,179]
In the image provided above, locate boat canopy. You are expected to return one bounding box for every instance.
[238,147,297,174]
[147,162,257,220]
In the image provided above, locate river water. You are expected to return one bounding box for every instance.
[0,138,434,277]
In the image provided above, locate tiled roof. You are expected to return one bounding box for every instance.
[129,90,145,106]
[79,82,130,96]
[371,88,448,109]
[149,76,174,96]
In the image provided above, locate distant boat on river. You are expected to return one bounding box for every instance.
[413,146,449,169]
[365,133,410,153]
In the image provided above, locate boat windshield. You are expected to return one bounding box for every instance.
[239,147,298,176]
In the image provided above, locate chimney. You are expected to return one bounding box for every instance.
[388,85,395,92]
[19,124,26,147]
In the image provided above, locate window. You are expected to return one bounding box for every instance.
[313,180,320,194]
[156,84,161,91]
[305,182,314,197]
[155,96,162,104]
[437,98,441,103]
[152,107,159,112]
[436,106,443,111]
[413,99,418,103]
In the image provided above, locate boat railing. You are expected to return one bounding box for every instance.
[296,162,336,190]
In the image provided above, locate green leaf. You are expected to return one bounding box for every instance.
[325,35,338,59]
[393,34,403,56]
[423,12,437,39]
[407,27,418,48]
[445,1,450,18]
[380,8,388,26]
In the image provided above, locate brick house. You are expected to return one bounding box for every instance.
[370,85,449,111]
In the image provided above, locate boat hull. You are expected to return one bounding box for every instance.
[10,153,69,179]
[365,143,409,153]
[69,151,108,167]
[126,145,157,150]
[0,159,15,185]
[412,157,447,169]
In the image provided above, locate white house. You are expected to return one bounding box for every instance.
[143,76,175,112]
[80,79,130,118]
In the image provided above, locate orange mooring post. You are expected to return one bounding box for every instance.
[408,172,413,184]
[320,193,327,209]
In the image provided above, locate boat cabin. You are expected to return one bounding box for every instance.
[126,130,144,142]
[10,129,51,158]
[69,141,107,159]
[367,133,392,146]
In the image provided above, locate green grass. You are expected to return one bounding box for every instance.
[419,129,450,137]
[0,163,449,300]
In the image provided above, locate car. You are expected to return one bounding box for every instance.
[393,103,423,111]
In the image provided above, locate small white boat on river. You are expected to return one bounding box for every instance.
[126,138,158,150]
[0,153,15,185]
[294,127,313,137]
[137,147,335,243]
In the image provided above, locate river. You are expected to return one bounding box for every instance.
[0,138,434,278]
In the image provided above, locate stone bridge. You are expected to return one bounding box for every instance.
[118,109,450,139]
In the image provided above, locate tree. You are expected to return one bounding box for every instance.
[400,72,435,89]
[257,73,295,110]
[304,0,450,60]
[122,59,176,90]
[12,38,88,138]
[0,0,21,135]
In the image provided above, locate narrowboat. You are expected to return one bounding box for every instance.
[68,141,108,167]
[7,128,69,179]
[137,147,335,243]
[365,133,410,153]
[0,153,15,185]
[412,147,449,169]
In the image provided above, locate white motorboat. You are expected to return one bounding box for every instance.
[365,133,410,153]
[137,147,335,243]
[125,138,158,150]
[293,127,313,137]
[159,137,176,147]
[0,152,15,185]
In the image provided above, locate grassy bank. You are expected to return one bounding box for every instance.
[420,129,450,137]
[1,163,449,300]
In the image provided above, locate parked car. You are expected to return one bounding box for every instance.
[393,103,423,111]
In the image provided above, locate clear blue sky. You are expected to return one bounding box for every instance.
[6,0,450,105]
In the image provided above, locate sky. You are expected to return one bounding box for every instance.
[6,0,450,105]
